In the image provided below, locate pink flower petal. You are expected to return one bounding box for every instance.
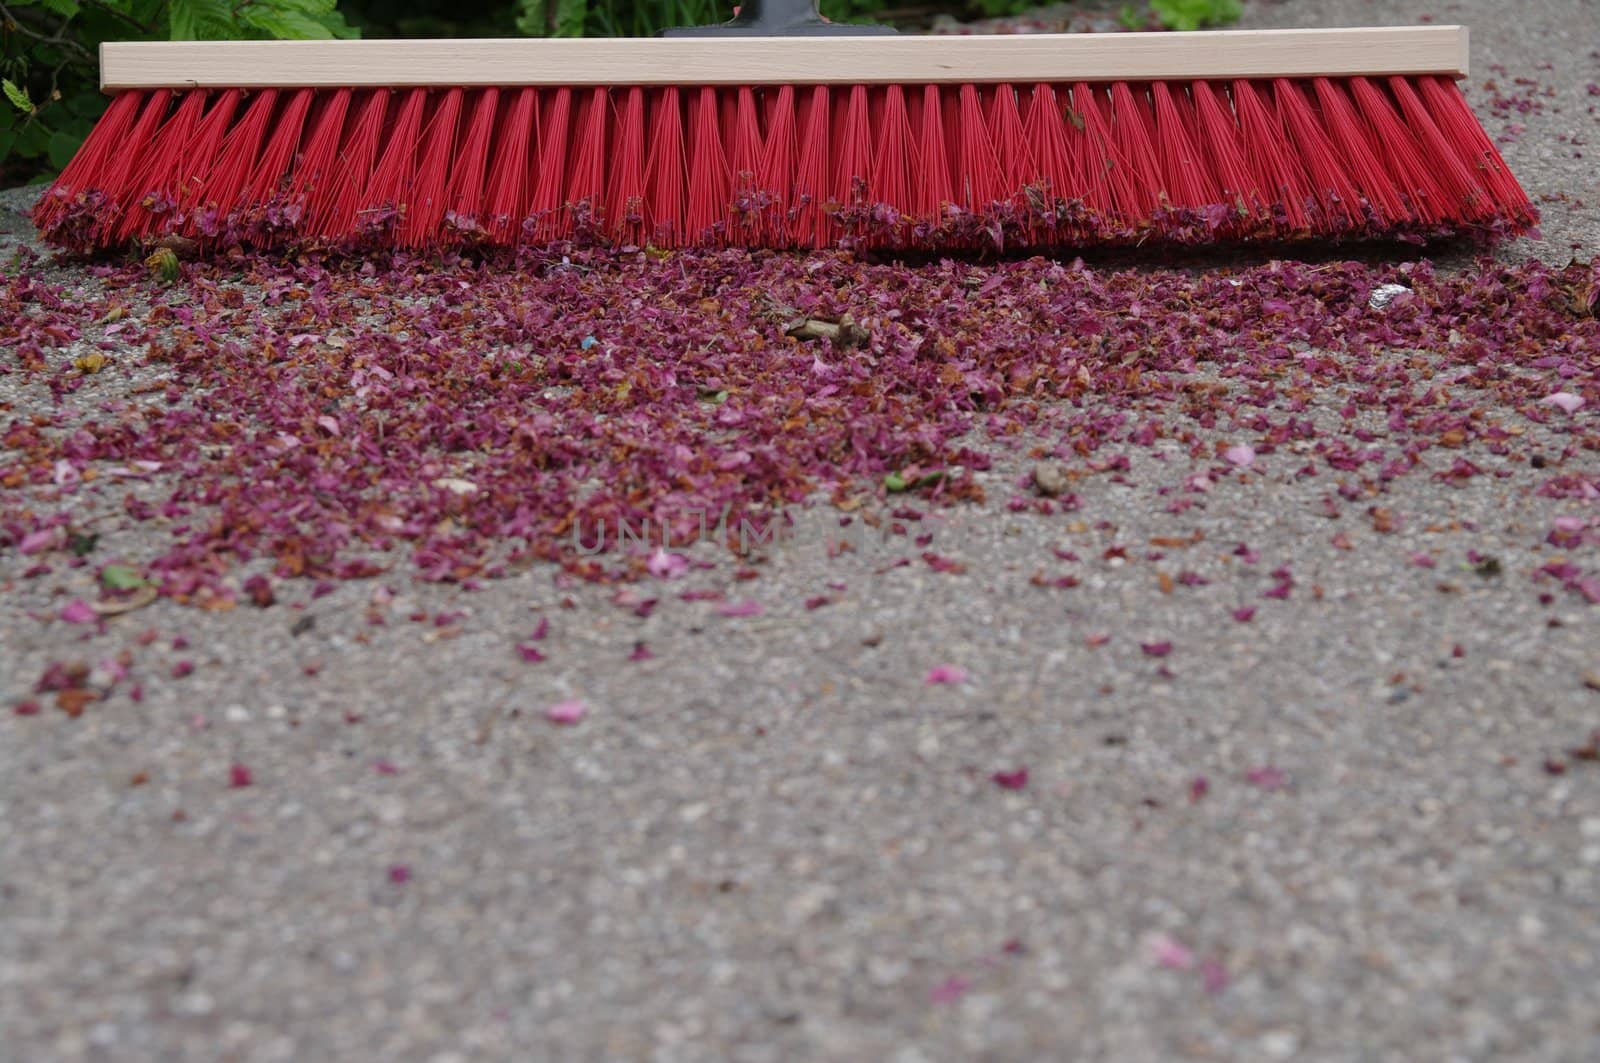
[647,548,689,580]
[229,763,253,788]
[992,768,1029,790]
[1140,641,1173,657]
[1223,444,1256,467]
[929,976,971,1005]
[18,529,58,555]
[59,599,98,625]
[546,699,587,725]
[925,665,969,685]
[1541,392,1584,414]
[1200,959,1230,994]
[1231,607,1256,623]
[515,643,547,663]
[1246,766,1286,790]
[387,864,411,884]
[1189,776,1209,802]
[717,599,763,618]
[1150,933,1194,971]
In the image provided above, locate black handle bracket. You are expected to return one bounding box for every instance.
[659,0,898,36]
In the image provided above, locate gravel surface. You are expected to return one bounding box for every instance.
[3,1,1599,1061]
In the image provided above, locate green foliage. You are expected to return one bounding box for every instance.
[1148,0,1242,31]
[0,0,357,184]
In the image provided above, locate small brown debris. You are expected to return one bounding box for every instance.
[73,352,108,374]
[1032,460,1071,497]
[92,585,158,616]
[56,688,96,718]
[785,313,868,347]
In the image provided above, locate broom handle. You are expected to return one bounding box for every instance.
[99,26,1470,91]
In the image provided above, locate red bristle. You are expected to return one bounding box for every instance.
[445,88,501,236]
[940,86,965,208]
[531,86,576,240]
[194,89,281,230]
[985,85,1033,211]
[94,90,173,230]
[1069,83,1135,222]
[287,89,353,235]
[566,88,610,232]
[756,85,798,245]
[1021,84,1079,214]
[1190,81,1260,219]
[833,84,873,215]
[1417,75,1534,223]
[1150,82,1219,212]
[791,86,832,248]
[403,88,462,246]
[1107,82,1164,217]
[238,87,315,236]
[1386,75,1490,220]
[643,86,687,246]
[1271,78,1361,229]
[490,87,541,241]
[954,85,1003,217]
[911,84,954,232]
[114,90,207,241]
[870,85,916,236]
[1347,77,1446,224]
[34,89,143,233]
[1311,78,1408,225]
[726,86,764,242]
[361,88,428,237]
[606,86,648,245]
[317,89,389,239]
[1233,79,1312,231]
[168,89,242,235]
[686,86,732,245]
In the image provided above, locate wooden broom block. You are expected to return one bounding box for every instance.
[100,26,1469,92]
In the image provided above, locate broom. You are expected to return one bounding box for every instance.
[32,3,1535,254]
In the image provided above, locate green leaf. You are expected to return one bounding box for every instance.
[14,119,49,157]
[101,564,149,590]
[272,0,338,14]
[3,79,34,116]
[1150,0,1242,31]
[39,0,82,16]
[47,130,80,168]
[552,0,587,37]
[168,0,238,40]
[883,471,908,493]
[240,5,337,39]
[515,0,548,36]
